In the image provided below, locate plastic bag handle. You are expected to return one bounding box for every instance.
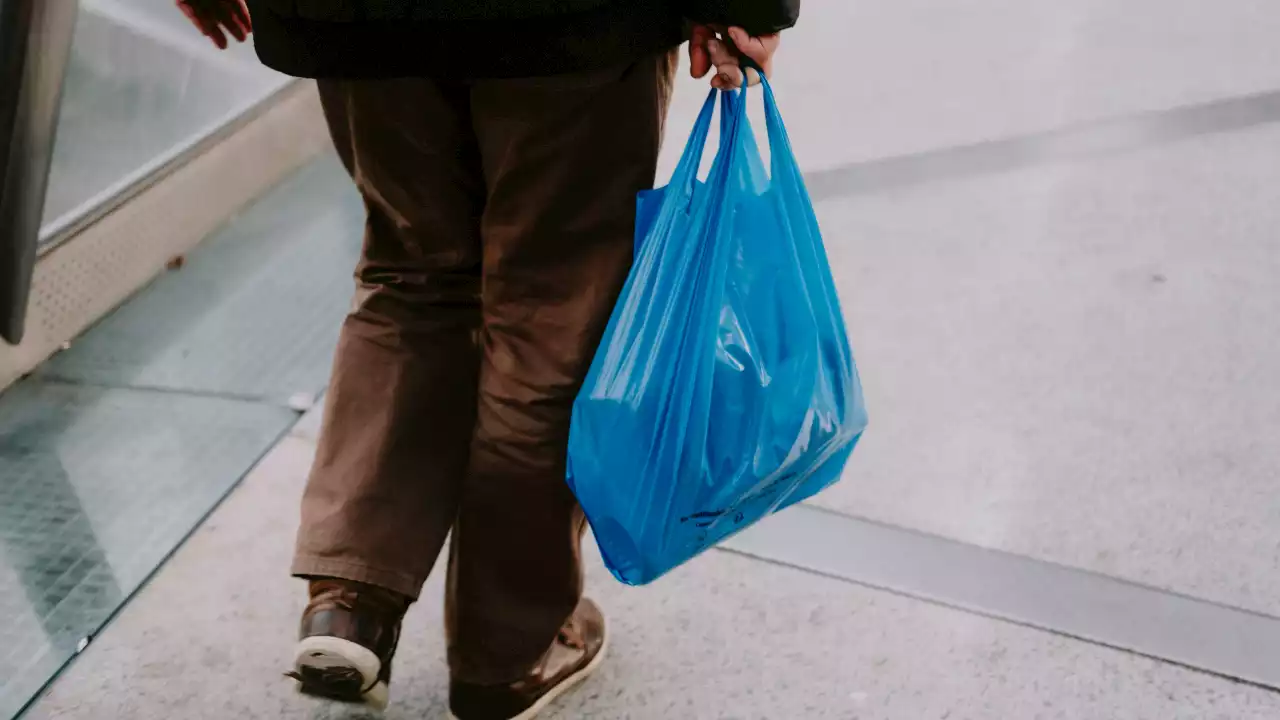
[672,76,807,211]
[669,79,759,195]
[707,82,756,199]
[711,55,797,185]
[757,75,800,182]
[669,90,719,194]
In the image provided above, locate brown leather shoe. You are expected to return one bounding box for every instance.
[449,598,609,720]
[288,578,410,710]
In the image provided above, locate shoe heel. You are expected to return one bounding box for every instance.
[292,636,386,708]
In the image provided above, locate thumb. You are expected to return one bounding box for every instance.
[727,26,770,71]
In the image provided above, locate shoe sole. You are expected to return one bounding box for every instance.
[292,635,389,710]
[452,617,609,720]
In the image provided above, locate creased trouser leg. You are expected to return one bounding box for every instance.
[294,50,678,682]
[447,52,677,684]
[293,77,484,599]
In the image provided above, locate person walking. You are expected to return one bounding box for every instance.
[178,1,789,717]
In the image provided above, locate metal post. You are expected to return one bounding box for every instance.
[0,0,77,345]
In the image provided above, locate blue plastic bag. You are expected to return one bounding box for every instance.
[566,79,867,585]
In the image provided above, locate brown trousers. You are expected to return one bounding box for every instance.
[293,51,678,685]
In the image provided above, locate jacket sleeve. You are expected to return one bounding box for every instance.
[683,0,800,34]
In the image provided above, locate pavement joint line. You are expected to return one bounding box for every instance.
[805,88,1280,199]
[722,503,1280,692]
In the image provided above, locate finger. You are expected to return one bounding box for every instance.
[715,66,744,89]
[689,24,714,78]
[202,24,227,48]
[213,5,246,42]
[226,8,251,39]
[706,38,747,86]
[197,13,229,48]
[728,27,780,75]
[178,3,228,48]
[177,2,203,27]
[727,27,763,67]
[758,32,781,73]
[707,37,745,88]
[208,24,228,48]
[690,24,716,44]
[690,44,709,79]
[216,15,244,42]
[706,37,738,68]
[734,27,780,51]
[232,0,253,32]
[718,32,763,86]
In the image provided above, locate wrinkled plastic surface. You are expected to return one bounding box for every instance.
[567,80,868,586]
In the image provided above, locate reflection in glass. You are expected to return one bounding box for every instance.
[40,0,288,238]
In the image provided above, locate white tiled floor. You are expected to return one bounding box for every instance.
[659,0,1280,175]
[809,121,1280,617]
[24,414,1280,720]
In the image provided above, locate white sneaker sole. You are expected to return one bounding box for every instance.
[452,618,609,720]
[293,635,389,710]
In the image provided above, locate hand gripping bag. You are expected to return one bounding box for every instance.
[567,79,867,585]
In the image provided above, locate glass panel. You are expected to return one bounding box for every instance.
[0,383,298,720]
[0,156,364,718]
[39,0,288,239]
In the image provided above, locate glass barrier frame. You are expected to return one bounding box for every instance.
[0,0,77,345]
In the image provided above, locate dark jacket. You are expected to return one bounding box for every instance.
[245,0,799,80]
